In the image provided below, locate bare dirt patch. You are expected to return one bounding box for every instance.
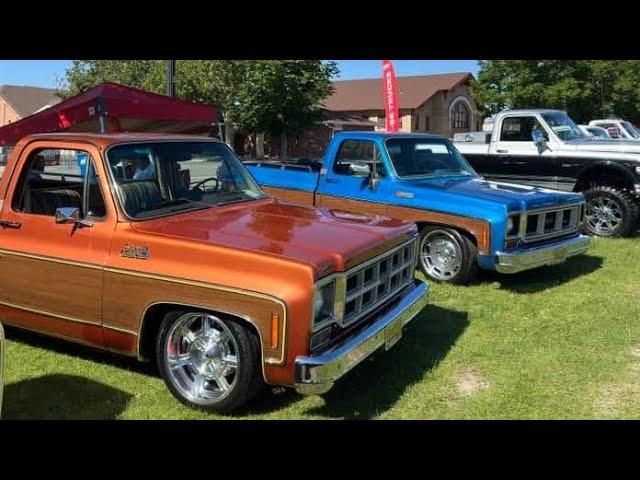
[455,371,490,397]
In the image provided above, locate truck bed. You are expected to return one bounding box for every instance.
[244,161,321,197]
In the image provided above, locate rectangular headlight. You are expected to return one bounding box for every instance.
[506,213,521,237]
[312,281,336,331]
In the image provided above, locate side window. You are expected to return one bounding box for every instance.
[333,140,385,177]
[500,117,549,142]
[11,148,107,219]
[599,123,621,139]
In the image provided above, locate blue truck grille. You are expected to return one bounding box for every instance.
[522,204,585,242]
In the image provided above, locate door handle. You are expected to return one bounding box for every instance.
[496,149,509,154]
[325,178,339,184]
[0,220,21,229]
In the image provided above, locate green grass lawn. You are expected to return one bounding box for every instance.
[2,235,640,419]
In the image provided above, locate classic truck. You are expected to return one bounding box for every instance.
[245,131,590,284]
[454,109,640,237]
[588,118,640,141]
[0,132,429,413]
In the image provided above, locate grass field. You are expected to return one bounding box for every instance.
[2,235,640,420]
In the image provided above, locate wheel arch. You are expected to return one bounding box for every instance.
[574,161,636,192]
[138,302,264,371]
[415,221,478,246]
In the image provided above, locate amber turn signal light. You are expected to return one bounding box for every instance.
[270,313,279,348]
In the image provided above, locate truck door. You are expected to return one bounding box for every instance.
[489,115,558,189]
[0,142,114,346]
[316,138,390,216]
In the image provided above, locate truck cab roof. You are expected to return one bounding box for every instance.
[332,131,447,141]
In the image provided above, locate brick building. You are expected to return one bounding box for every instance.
[260,72,481,159]
[0,85,62,127]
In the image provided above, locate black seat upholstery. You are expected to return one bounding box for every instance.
[29,188,82,216]
[117,180,162,216]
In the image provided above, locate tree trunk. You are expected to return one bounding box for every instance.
[256,133,265,159]
[280,132,288,161]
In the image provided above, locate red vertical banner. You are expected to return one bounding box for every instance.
[381,60,400,132]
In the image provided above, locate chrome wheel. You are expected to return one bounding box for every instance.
[420,230,463,281]
[164,312,240,405]
[586,195,623,236]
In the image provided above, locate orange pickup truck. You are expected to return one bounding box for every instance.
[0,132,429,412]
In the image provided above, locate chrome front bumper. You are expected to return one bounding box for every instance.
[294,280,429,395]
[495,234,591,274]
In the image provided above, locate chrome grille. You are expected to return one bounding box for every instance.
[521,203,585,242]
[341,239,417,327]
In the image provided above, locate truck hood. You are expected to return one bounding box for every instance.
[398,176,583,215]
[564,139,640,156]
[130,199,416,276]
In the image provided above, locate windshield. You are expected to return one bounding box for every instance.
[385,138,477,178]
[107,141,266,219]
[541,112,587,141]
[621,121,640,139]
[588,127,610,139]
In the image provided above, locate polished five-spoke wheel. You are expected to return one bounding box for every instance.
[418,226,478,284]
[157,310,263,413]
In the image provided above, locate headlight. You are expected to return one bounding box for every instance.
[635,166,640,175]
[312,281,336,329]
[506,214,520,237]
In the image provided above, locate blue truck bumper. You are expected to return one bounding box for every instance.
[493,234,591,274]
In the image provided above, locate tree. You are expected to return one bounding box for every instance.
[60,60,339,154]
[223,60,338,159]
[471,60,640,124]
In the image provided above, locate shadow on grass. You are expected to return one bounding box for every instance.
[298,304,468,419]
[3,326,156,377]
[2,374,132,419]
[478,254,603,294]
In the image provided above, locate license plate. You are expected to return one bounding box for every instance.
[552,247,569,262]
[384,320,403,350]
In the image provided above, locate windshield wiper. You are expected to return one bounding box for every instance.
[154,197,212,209]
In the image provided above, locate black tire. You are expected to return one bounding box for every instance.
[583,186,639,238]
[156,310,264,414]
[417,226,478,285]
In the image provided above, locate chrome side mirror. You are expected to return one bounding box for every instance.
[531,129,547,152]
[369,175,380,191]
[55,207,92,228]
[349,162,371,177]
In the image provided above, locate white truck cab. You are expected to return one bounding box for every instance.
[588,118,640,141]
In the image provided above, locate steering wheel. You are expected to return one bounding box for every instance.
[190,177,219,194]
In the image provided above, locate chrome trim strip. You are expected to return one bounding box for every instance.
[495,234,591,274]
[295,280,429,395]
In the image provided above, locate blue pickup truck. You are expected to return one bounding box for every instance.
[245,131,591,284]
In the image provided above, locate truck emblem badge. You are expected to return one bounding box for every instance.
[120,244,150,260]
[396,191,414,199]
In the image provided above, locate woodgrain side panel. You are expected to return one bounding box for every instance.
[102,269,287,363]
[316,194,388,216]
[262,186,314,206]
[0,252,102,326]
[387,205,491,254]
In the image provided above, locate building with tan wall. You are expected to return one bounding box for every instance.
[323,72,481,138]
[0,85,62,127]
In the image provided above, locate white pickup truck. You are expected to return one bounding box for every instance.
[588,118,640,141]
[454,109,640,237]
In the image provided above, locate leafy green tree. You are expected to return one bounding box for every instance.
[230,60,338,159]
[61,60,338,155]
[471,60,640,124]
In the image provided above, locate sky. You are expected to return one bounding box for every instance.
[0,60,480,88]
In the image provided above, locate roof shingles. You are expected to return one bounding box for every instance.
[0,84,62,118]
[323,72,473,112]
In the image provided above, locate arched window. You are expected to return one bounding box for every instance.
[450,97,471,130]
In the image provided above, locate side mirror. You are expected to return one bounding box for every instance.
[531,129,547,152]
[369,175,380,191]
[55,207,92,228]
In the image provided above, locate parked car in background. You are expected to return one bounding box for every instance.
[455,109,640,237]
[589,118,640,141]
[0,132,429,413]
[246,131,590,285]
[579,125,611,139]
[0,322,4,416]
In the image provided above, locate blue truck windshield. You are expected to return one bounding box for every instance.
[385,138,476,178]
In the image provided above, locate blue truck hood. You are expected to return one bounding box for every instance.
[397,176,583,218]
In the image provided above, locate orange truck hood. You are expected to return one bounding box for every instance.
[130,199,416,276]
